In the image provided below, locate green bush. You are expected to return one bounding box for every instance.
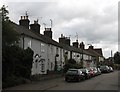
[114,64,120,70]
[3,75,26,88]
[68,59,76,64]
[2,46,34,88]
[63,59,82,73]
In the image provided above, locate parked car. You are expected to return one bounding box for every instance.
[97,68,101,75]
[87,67,94,77]
[100,66,110,73]
[91,67,98,76]
[79,68,91,79]
[65,69,85,82]
[109,66,114,72]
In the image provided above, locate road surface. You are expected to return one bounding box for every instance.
[4,70,119,91]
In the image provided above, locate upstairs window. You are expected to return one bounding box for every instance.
[28,40,31,48]
[41,43,45,52]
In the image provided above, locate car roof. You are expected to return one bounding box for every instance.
[68,69,78,71]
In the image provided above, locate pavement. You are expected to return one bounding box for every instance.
[3,77,62,90]
[3,73,63,90]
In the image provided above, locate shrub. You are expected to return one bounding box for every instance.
[63,59,82,73]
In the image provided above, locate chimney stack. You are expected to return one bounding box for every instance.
[72,40,79,48]
[80,42,85,49]
[30,20,41,34]
[89,45,94,49]
[19,15,30,29]
[44,28,52,39]
[59,34,70,46]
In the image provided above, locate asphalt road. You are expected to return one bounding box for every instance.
[4,70,119,91]
[49,70,119,90]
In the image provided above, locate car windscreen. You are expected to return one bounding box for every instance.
[66,70,78,74]
[100,66,108,69]
[92,68,97,71]
[80,69,86,73]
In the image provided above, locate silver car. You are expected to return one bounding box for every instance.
[109,66,114,72]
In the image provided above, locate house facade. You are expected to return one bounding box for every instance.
[11,15,104,75]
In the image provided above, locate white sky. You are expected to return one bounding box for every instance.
[1,0,119,58]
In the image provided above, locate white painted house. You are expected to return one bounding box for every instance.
[11,15,104,75]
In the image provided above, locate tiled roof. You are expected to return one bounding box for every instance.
[94,48,103,56]
[10,21,46,43]
[33,32,63,48]
[10,21,64,48]
[10,21,85,53]
[10,21,104,57]
[59,43,83,53]
[85,49,101,57]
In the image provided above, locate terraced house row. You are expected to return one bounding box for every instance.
[10,14,104,75]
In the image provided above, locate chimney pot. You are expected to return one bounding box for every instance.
[19,15,30,29]
[30,20,40,34]
[73,41,79,48]
[80,42,85,49]
[44,28,52,39]
[59,35,70,46]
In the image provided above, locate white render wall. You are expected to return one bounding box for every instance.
[99,56,104,62]
[20,36,48,75]
[19,35,98,75]
[47,45,64,71]
[47,45,55,71]
[72,52,81,63]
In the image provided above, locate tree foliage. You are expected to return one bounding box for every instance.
[3,46,34,88]
[114,51,120,64]
[0,5,9,21]
[2,21,19,46]
[1,5,19,46]
[1,5,34,88]
[68,59,76,64]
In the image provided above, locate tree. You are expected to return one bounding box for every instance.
[0,5,9,21]
[1,5,19,46]
[1,5,34,88]
[2,21,19,46]
[114,52,120,64]
[2,5,20,80]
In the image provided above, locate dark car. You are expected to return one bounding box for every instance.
[65,69,85,82]
[79,68,91,79]
[100,66,110,73]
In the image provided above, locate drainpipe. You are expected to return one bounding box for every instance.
[21,33,25,49]
[81,48,83,68]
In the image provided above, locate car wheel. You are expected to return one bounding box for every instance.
[65,78,68,82]
[83,77,85,80]
[77,78,80,82]
[87,76,90,79]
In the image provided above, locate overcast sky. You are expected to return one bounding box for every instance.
[1,0,119,58]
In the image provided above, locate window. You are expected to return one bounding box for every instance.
[28,40,31,48]
[41,43,45,52]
